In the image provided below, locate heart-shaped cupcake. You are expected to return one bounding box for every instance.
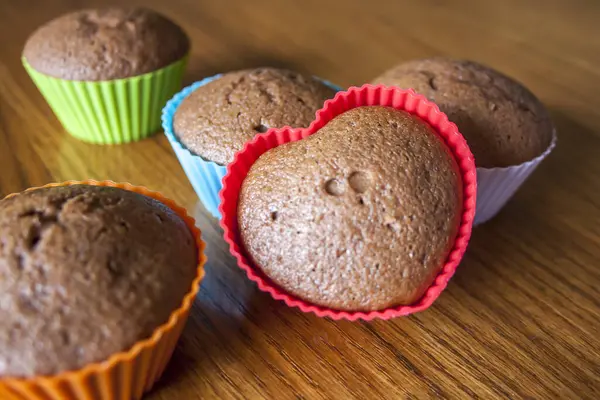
[220,85,477,321]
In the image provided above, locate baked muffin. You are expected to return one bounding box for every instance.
[23,7,190,81]
[22,8,190,143]
[371,58,554,168]
[0,184,197,377]
[238,106,462,311]
[172,68,337,165]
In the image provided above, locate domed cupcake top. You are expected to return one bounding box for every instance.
[0,185,197,377]
[238,106,463,311]
[23,8,190,81]
[372,57,553,167]
[173,68,337,165]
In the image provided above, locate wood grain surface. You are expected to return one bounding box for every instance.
[1,0,599,398]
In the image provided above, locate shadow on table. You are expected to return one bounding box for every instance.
[149,201,275,394]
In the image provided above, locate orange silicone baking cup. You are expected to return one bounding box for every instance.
[219,85,477,321]
[0,180,206,400]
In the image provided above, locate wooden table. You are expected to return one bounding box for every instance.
[1,0,599,398]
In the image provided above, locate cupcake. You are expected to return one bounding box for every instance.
[371,58,556,224]
[239,106,462,311]
[219,85,477,320]
[22,8,190,144]
[162,67,340,218]
[0,182,205,399]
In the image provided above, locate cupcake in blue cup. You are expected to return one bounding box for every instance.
[162,68,341,218]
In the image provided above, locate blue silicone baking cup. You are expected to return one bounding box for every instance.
[162,74,342,218]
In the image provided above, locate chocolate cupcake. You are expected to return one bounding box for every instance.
[371,58,552,168]
[23,8,189,81]
[163,68,340,217]
[22,8,190,143]
[372,58,556,223]
[238,106,463,311]
[173,68,337,165]
[0,184,197,377]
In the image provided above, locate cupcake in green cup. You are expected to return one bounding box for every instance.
[22,7,189,144]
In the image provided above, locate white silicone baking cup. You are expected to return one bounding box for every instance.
[474,130,557,225]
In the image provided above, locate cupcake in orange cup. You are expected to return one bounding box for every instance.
[0,181,206,400]
[219,85,477,321]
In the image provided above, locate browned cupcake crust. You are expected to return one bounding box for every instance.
[0,185,197,377]
[238,106,462,311]
[173,68,337,165]
[371,58,554,168]
[23,8,190,81]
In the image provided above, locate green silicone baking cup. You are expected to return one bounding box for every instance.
[22,57,188,144]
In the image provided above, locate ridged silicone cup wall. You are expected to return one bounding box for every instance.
[22,57,188,144]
